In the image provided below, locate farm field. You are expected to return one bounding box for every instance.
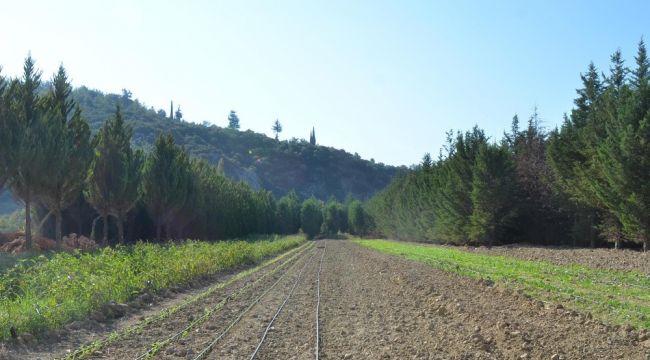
[2,239,649,359]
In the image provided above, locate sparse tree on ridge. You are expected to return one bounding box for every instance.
[228,110,240,130]
[309,127,316,146]
[272,119,282,140]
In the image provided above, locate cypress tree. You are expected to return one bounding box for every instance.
[141,133,191,241]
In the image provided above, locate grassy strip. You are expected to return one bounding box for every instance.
[139,243,312,360]
[0,235,305,341]
[354,239,650,328]
[63,241,311,360]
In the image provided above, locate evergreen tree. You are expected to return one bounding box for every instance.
[272,119,282,140]
[468,143,516,246]
[228,110,240,130]
[86,106,141,245]
[348,200,368,235]
[141,133,191,241]
[37,66,92,244]
[309,127,316,145]
[276,191,301,234]
[300,197,322,239]
[175,105,183,122]
[0,68,10,191]
[9,56,48,250]
[321,200,342,235]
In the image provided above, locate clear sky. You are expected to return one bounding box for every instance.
[0,1,648,166]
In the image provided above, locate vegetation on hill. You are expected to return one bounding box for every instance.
[368,40,650,250]
[72,86,402,201]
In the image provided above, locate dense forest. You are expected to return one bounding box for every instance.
[0,57,373,248]
[368,40,650,250]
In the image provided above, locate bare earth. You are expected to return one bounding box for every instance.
[2,240,649,360]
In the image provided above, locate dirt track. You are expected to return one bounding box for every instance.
[3,240,650,359]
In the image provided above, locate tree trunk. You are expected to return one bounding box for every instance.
[116,216,125,245]
[102,215,109,246]
[165,223,171,241]
[615,238,620,250]
[55,210,63,247]
[644,239,648,253]
[156,222,162,242]
[37,211,52,236]
[25,197,32,250]
[90,216,101,241]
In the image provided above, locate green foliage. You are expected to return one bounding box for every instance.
[0,235,304,341]
[357,239,650,329]
[321,200,345,235]
[227,110,240,130]
[347,200,369,235]
[272,119,282,140]
[86,106,141,245]
[300,197,322,239]
[7,56,49,249]
[141,134,192,241]
[276,191,301,234]
[37,66,92,244]
[468,143,517,246]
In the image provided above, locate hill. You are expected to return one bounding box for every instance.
[74,87,403,201]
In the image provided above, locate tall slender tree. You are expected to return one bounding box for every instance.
[37,66,92,245]
[86,106,140,245]
[141,133,191,241]
[10,56,48,249]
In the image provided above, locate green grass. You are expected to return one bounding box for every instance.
[355,239,650,329]
[0,235,305,341]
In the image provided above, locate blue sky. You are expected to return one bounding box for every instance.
[0,1,647,166]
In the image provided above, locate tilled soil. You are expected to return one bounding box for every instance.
[3,240,650,360]
[464,244,650,274]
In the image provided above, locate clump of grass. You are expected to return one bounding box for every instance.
[0,235,304,340]
[355,239,650,329]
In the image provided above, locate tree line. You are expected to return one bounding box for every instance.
[368,40,650,250]
[0,56,369,249]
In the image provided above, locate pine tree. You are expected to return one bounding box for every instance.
[468,143,516,246]
[141,133,191,241]
[9,55,48,250]
[0,67,10,191]
[175,105,183,122]
[37,66,92,244]
[228,110,240,130]
[272,119,282,140]
[86,106,141,245]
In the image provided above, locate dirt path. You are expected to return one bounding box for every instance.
[4,240,650,359]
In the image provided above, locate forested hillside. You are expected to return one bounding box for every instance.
[368,40,650,250]
[73,87,402,201]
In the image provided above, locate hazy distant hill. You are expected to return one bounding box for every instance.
[73,87,404,201]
